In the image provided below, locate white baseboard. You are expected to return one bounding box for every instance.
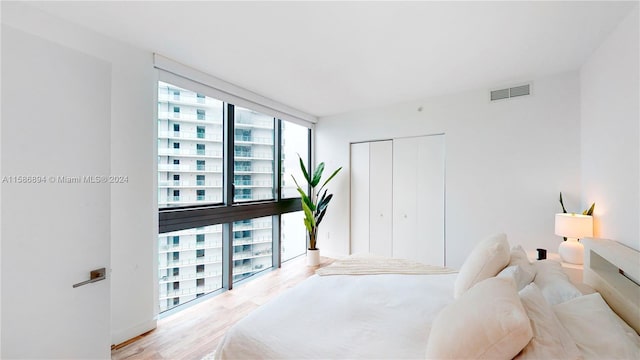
[111,319,157,347]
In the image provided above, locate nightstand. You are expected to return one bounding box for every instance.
[527,250,583,285]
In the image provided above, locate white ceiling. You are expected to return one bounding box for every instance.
[26,1,637,117]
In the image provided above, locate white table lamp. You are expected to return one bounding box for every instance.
[555,213,593,265]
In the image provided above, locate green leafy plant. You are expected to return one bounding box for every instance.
[291,155,342,250]
[558,192,595,241]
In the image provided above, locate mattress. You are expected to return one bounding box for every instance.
[215,273,457,359]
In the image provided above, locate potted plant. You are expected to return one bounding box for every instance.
[291,155,342,266]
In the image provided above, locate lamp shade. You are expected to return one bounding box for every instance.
[555,213,593,239]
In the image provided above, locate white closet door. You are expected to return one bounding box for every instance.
[369,141,393,257]
[393,135,445,265]
[350,142,370,254]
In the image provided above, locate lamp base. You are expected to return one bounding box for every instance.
[558,238,584,265]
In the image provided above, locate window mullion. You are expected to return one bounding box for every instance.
[224,104,235,205]
[275,119,282,200]
[272,215,281,269]
[307,128,312,197]
[222,104,235,289]
[272,120,282,268]
[222,222,233,290]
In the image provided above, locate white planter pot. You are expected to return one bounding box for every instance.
[306,249,320,266]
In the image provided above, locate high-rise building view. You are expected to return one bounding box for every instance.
[157,81,307,312]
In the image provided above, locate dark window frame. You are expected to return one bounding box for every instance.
[159,107,309,233]
[159,82,311,297]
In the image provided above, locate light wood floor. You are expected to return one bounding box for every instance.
[111,256,333,360]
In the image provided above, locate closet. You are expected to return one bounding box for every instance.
[350,135,445,266]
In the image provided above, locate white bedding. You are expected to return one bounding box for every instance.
[215,273,457,359]
[215,237,640,359]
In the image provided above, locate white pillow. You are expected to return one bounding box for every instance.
[498,265,534,291]
[515,283,582,359]
[454,233,510,298]
[426,277,533,359]
[510,245,536,281]
[554,293,640,359]
[499,246,536,290]
[533,260,582,305]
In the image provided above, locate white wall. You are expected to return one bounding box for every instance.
[316,72,582,267]
[1,13,4,357]
[2,25,112,358]
[1,2,157,346]
[580,6,639,251]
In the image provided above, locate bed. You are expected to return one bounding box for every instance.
[215,234,640,359]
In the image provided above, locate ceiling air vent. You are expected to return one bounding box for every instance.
[490,84,530,101]
[490,88,510,101]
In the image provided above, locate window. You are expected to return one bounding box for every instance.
[234,230,251,239]
[233,107,274,202]
[173,90,180,100]
[158,81,223,208]
[158,224,222,312]
[232,216,273,283]
[172,236,179,246]
[157,77,311,313]
[281,211,307,261]
[235,160,251,172]
[234,188,252,200]
[234,145,251,158]
[234,175,251,186]
[196,160,205,171]
[235,128,251,142]
[173,282,179,290]
[281,120,310,198]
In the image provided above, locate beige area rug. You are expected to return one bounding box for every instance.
[316,255,457,276]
